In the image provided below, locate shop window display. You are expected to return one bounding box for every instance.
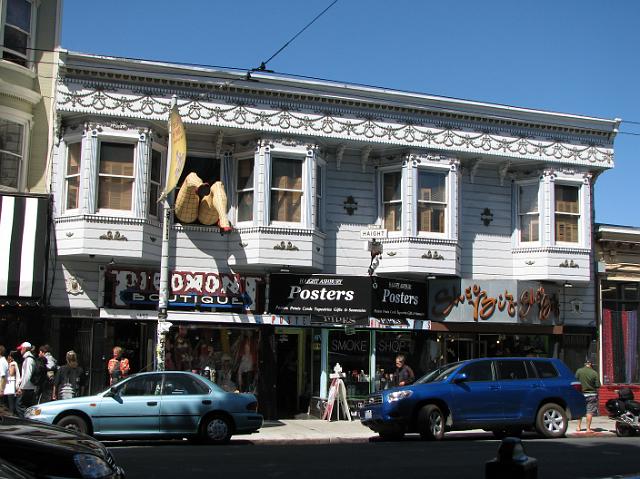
[163,325,260,394]
[328,330,370,398]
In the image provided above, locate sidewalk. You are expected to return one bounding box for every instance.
[246,415,617,445]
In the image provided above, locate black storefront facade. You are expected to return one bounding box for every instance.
[266,274,567,419]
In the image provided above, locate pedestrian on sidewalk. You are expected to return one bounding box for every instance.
[16,341,37,417]
[394,355,415,387]
[575,360,600,433]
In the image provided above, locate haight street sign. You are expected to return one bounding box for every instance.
[360,228,387,239]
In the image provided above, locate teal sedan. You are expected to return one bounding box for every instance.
[25,371,263,444]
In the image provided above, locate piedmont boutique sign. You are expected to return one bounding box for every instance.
[268,274,427,325]
[104,267,264,312]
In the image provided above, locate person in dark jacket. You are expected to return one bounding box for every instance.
[394,354,415,387]
[53,351,84,400]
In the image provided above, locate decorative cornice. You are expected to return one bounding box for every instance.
[513,246,590,255]
[380,237,459,246]
[57,83,615,168]
[0,78,41,105]
[54,214,161,227]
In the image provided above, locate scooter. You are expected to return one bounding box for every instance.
[605,388,640,437]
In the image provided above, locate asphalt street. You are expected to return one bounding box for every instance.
[109,435,640,479]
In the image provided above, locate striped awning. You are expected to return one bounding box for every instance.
[0,193,49,299]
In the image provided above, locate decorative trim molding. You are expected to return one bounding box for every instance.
[559,259,580,268]
[513,246,590,255]
[380,237,458,246]
[99,230,128,241]
[65,275,84,295]
[274,241,299,251]
[55,214,161,227]
[421,250,444,260]
[57,83,615,168]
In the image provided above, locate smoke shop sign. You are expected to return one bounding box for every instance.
[268,274,426,326]
[104,267,263,312]
[429,279,559,324]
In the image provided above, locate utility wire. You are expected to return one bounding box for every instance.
[253,0,338,72]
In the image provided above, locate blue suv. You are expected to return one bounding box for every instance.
[359,357,586,440]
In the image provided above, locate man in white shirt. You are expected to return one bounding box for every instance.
[0,345,8,406]
[16,341,36,417]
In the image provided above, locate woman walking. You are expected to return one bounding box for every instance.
[4,351,21,415]
[53,351,84,400]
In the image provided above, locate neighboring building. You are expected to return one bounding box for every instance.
[50,51,619,418]
[595,224,640,412]
[0,0,61,348]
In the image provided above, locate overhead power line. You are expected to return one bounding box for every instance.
[252,0,339,72]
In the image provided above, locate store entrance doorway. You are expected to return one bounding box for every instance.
[276,329,301,418]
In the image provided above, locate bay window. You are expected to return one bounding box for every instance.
[555,184,580,243]
[0,116,24,190]
[236,158,254,223]
[518,183,540,243]
[2,0,33,67]
[65,142,81,210]
[417,171,446,233]
[98,142,135,211]
[270,157,302,223]
[383,171,402,232]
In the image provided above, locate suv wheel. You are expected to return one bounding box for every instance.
[535,403,567,438]
[419,405,445,441]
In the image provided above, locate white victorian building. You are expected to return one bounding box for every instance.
[49,51,618,418]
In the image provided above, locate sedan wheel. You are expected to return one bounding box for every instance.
[202,415,232,444]
[535,403,567,438]
[56,415,88,435]
[419,405,445,441]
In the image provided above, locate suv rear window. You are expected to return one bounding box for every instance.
[532,360,559,378]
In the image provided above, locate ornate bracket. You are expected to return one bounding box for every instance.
[361,146,372,172]
[469,158,482,183]
[239,241,248,248]
[274,241,299,251]
[336,145,345,171]
[421,250,444,260]
[65,232,74,237]
[99,231,128,241]
[386,251,397,257]
[559,259,579,268]
[498,161,511,186]
[343,196,358,215]
[525,260,535,265]
[480,208,494,226]
[215,130,224,158]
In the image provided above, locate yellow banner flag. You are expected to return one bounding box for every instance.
[158,104,187,202]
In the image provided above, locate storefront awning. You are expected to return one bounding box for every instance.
[0,193,49,299]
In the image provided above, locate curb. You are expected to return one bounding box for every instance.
[249,436,374,446]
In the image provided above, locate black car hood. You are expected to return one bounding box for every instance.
[0,416,108,456]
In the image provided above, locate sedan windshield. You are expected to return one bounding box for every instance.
[415,362,462,384]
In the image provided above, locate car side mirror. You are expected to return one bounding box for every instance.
[453,372,468,383]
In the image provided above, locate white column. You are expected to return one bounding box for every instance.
[320,328,329,399]
[133,132,149,218]
[85,127,99,214]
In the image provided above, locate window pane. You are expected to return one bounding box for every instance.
[2,50,27,66]
[418,204,445,233]
[272,158,302,190]
[150,150,162,183]
[555,185,579,213]
[519,185,538,214]
[271,191,301,222]
[237,159,254,190]
[496,360,528,380]
[99,177,133,210]
[99,143,134,176]
[7,0,32,32]
[556,215,579,242]
[178,156,220,187]
[418,171,446,202]
[4,27,28,56]
[0,118,24,155]
[520,215,539,242]
[66,176,79,210]
[460,361,493,382]
[237,191,253,222]
[67,143,81,176]
[0,152,20,189]
[384,203,401,231]
[532,361,559,379]
[383,172,401,202]
[148,183,160,217]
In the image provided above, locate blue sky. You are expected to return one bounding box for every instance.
[61,0,640,226]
